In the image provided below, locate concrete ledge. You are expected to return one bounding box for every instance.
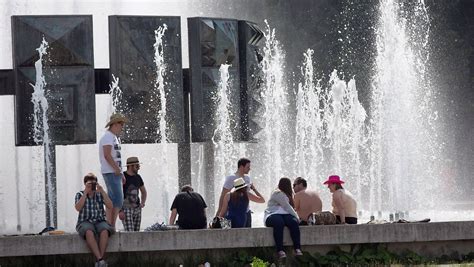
[1,221,473,258]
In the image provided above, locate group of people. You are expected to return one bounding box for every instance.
[212,159,358,259]
[74,113,358,266]
[75,113,148,267]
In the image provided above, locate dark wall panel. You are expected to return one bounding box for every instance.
[12,15,96,146]
[188,17,241,142]
[238,21,264,141]
[109,16,184,143]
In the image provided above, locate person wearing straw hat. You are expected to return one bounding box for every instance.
[119,156,147,231]
[218,177,265,228]
[99,113,127,229]
[323,175,358,224]
[216,158,263,227]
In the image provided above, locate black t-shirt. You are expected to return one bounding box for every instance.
[170,191,207,229]
[123,172,144,209]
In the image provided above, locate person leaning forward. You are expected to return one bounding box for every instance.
[169,185,207,229]
[75,173,114,267]
[216,158,264,227]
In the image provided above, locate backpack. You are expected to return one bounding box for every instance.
[308,211,337,225]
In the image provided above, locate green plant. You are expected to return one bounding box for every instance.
[251,256,270,267]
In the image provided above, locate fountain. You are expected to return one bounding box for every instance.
[30,37,57,228]
[212,64,236,208]
[0,1,472,235]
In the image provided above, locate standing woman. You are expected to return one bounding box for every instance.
[323,175,358,224]
[264,177,302,259]
[218,178,265,228]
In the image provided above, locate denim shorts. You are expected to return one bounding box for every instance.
[102,173,123,208]
[76,221,113,239]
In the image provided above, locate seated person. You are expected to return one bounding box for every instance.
[323,175,358,224]
[169,185,207,229]
[293,177,322,224]
[264,177,303,259]
[75,173,114,267]
[218,177,265,228]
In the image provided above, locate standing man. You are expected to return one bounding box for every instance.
[293,177,323,224]
[99,113,127,228]
[119,156,147,231]
[75,173,114,267]
[169,185,207,229]
[216,158,263,227]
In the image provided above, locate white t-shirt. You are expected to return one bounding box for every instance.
[99,130,122,174]
[223,174,251,190]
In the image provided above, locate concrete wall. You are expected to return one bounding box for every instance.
[1,221,473,265]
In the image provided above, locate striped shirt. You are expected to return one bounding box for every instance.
[75,191,106,226]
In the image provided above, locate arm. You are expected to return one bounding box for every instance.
[215,187,231,216]
[98,184,113,209]
[139,185,147,208]
[169,208,178,225]
[218,193,230,217]
[248,186,265,203]
[103,145,121,175]
[75,192,88,212]
[294,193,300,212]
[333,191,346,224]
[248,184,265,203]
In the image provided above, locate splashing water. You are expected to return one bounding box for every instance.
[294,49,324,181]
[152,24,172,219]
[154,24,168,143]
[30,37,55,227]
[212,64,235,193]
[369,0,442,214]
[257,20,289,186]
[108,73,122,115]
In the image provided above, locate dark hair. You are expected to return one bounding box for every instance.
[278,177,294,208]
[237,158,251,168]
[181,185,194,192]
[83,173,97,184]
[294,177,307,188]
[230,187,248,205]
[335,183,344,190]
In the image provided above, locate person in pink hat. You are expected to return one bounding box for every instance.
[323,175,358,224]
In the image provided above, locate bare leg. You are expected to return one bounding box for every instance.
[106,208,113,225]
[85,230,101,260]
[109,207,120,227]
[98,230,109,258]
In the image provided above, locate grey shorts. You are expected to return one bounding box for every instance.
[77,221,113,239]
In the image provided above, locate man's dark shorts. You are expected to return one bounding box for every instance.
[77,221,114,239]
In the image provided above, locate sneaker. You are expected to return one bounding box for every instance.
[97,259,107,267]
[295,249,303,256]
[277,251,286,259]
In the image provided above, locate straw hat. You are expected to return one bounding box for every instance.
[323,175,345,185]
[126,157,141,166]
[232,177,248,192]
[105,113,127,128]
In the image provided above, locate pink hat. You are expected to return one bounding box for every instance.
[323,175,345,185]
